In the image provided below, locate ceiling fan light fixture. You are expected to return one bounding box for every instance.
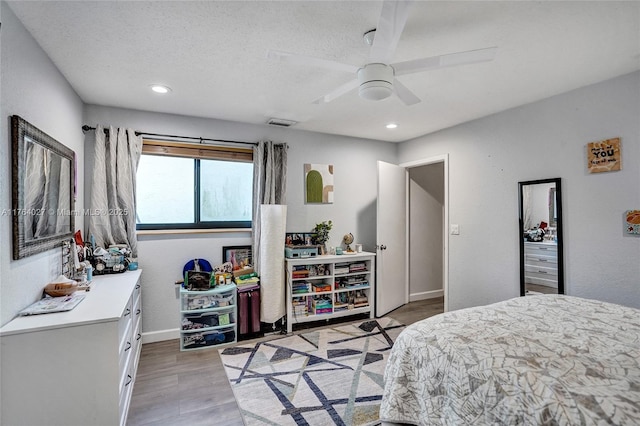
[359,81,393,101]
[357,63,394,101]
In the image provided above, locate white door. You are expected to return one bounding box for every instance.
[376,161,408,317]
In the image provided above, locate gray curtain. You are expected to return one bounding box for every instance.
[88,126,142,256]
[252,141,288,273]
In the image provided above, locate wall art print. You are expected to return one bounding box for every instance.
[304,163,334,204]
[625,210,640,235]
[587,137,621,173]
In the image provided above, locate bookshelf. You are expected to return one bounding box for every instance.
[285,252,375,334]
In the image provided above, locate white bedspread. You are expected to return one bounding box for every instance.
[380,295,640,425]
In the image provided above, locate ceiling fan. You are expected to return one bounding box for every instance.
[267,0,497,106]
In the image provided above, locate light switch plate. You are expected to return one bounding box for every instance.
[450,224,460,235]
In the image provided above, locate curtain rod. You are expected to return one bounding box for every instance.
[81,125,257,146]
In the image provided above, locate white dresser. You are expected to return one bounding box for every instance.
[0,270,142,426]
[524,242,558,287]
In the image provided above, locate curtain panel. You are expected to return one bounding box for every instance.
[88,126,142,256]
[252,141,288,271]
[252,141,288,324]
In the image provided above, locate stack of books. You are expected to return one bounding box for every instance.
[349,262,367,273]
[334,264,350,275]
[292,297,309,316]
[292,281,311,294]
[312,283,332,293]
[292,266,309,278]
[311,297,332,315]
[235,272,259,289]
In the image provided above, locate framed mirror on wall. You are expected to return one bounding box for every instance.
[518,178,564,296]
[11,115,75,260]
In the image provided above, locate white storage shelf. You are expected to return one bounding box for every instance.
[180,284,237,351]
[0,270,143,426]
[286,252,376,334]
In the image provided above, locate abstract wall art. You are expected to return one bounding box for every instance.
[304,163,334,204]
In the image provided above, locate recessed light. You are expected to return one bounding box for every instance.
[386,123,398,129]
[150,85,171,94]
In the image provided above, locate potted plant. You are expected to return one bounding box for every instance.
[312,220,333,254]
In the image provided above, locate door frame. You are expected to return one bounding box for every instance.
[400,154,449,313]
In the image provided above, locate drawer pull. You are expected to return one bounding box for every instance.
[136,308,141,316]
[136,333,142,341]
[124,341,132,352]
[135,283,141,289]
[538,270,548,274]
[538,259,547,262]
[539,247,548,250]
[125,374,132,387]
[124,308,131,317]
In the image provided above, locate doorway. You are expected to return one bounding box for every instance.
[401,155,448,312]
[375,155,449,316]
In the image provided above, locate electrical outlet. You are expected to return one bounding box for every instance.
[450,224,460,235]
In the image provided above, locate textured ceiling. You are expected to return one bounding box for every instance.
[7,1,640,142]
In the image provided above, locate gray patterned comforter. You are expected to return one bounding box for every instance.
[380,295,640,425]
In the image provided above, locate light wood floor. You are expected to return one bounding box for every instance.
[126,297,444,426]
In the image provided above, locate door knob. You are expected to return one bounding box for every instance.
[376,244,387,250]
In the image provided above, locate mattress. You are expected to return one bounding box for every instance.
[380,295,640,425]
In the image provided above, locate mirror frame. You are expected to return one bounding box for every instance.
[11,115,75,260]
[518,177,564,296]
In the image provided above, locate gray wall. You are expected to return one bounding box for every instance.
[83,105,397,340]
[399,71,640,311]
[1,3,84,325]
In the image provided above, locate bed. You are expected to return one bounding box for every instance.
[380,295,640,425]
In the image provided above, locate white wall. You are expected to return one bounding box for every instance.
[409,164,444,300]
[399,71,640,310]
[0,2,84,326]
[83,105,397,339]
[529,182,554,228]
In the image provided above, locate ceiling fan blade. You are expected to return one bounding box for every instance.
[368,0,412,64]
[312,79,359,104]
[393,46,498,76]
[267,49,359,74]
[393,78,421,106]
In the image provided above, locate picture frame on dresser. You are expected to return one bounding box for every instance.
[222,245,252,270]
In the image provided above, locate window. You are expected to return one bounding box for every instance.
[136,140,253,230]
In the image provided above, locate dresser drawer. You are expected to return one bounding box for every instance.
[525,263,558,276]
[524,242,557,254]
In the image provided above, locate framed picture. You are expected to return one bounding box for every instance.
[285,232,318,246]
[222,245,252,271]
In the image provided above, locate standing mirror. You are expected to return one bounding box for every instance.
[518,178,564,296]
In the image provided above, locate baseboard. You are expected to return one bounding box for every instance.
[409,289,444,302]
[141,328,180,344]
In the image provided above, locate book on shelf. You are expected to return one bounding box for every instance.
[349,263,367,273]
[312,283,331,292]
[292,281,311,294]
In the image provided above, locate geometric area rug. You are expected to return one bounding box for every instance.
[219,317,405,426]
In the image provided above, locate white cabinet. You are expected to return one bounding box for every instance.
[180,284,237,351]
[285,252,375,334]
[0,270,142,426]
[524,242,558,287]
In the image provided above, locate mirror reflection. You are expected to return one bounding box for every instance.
[24,138,72,241]
[519,178,564,296]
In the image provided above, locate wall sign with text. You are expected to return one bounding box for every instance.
[587,137,621,173]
